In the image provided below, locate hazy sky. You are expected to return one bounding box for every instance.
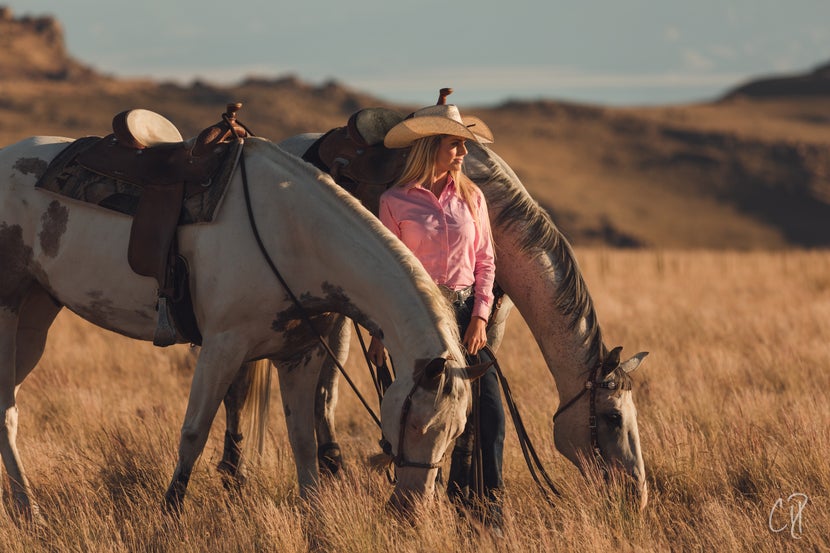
[10,0,830,107]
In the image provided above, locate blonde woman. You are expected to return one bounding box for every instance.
[368,97,505,527]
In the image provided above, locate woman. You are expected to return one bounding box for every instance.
[367,94,505,527]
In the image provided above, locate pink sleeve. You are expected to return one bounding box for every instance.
[472,193,496,321]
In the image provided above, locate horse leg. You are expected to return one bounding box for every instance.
[314,316,350,476]
[164,338,246,512]
[217,360,271,487]
[217,361,252,486]
[276,337,340,496]
[0,283,61,523]
[276,349,323,495]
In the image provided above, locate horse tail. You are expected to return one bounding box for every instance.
[241,359,272,464]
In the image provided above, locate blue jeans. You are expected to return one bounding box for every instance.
[447,295,505,511]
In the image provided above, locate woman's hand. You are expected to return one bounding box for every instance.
[368,335,387,366]
[463,316,488,356]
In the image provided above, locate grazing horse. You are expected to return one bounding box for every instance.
[271,135,649,509]
[0,135,476,522]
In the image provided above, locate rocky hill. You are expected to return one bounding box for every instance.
[1,8,828,249]
[0,7,95,81]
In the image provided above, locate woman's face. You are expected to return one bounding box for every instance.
[433,135,468,175]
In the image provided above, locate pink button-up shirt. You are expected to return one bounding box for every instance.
[378,176,495,321]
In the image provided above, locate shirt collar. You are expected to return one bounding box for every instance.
[404,174,456,194]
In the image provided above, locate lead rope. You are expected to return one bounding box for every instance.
[239,143,382,430]
[483,345,562,504]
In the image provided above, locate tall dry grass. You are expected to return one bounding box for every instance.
[0,249,827,552]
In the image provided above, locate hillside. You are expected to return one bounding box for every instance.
[1,8,828,249]
[0,7,95,81]
[723,60,830,99]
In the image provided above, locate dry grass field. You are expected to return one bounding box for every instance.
[0,248,827,552]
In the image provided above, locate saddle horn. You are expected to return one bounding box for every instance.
[191,102,253,157]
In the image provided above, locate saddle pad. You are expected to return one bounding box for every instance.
[35,137,241,225]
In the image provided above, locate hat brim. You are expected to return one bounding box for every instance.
[384,115,494,149]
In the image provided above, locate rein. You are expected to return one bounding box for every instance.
[239,140,626,484]
[486,346,561,503]
[239,144,438,470]
[238,143,381,430]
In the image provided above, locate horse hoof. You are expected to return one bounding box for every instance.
[217,460,247,491]
[317,442,343,477]
[13,502,47,529]
[163,487,186,517]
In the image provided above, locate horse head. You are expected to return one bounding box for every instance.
[553,346,649,510]
[379,355,483,513]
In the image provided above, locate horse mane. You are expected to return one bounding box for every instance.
[473,147,604,369]
[251,138,464,366]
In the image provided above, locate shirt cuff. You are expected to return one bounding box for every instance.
[472,298,493,321]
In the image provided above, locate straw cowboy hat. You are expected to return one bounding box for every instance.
[384,104,494,149]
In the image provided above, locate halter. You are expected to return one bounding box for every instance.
[551,352,632,463]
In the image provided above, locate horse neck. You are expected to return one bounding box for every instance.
[469,145,602,398]
[247,140,461,376]
[499,237,601,397]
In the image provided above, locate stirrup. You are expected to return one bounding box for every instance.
[153,296,178,347]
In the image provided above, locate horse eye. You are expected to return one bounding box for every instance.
[604,412,623,428]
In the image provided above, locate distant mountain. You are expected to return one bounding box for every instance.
[723,60,830,99]
[1,7,828,249]
[0,7,96,81]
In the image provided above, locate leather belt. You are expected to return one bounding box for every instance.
[438,284,473,305]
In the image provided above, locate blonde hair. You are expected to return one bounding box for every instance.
[395,135,481,224]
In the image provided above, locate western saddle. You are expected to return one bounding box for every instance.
[303,106,408,215]
[76,103,253,346]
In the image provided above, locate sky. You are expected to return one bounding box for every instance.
[9,0,830,107]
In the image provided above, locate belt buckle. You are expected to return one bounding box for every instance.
[441,285,471,304]
[457,286,471,303]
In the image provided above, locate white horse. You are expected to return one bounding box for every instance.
[0,135,480,522]
[271,135,650,509]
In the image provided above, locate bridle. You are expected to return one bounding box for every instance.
[378,370,447,471]
[551,350,632,463]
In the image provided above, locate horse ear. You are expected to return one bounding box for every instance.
[620,352,649,374]
[603,346,623,372]
[413,358,448,392]
[463,359,494,381]
[417,357,446,383]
